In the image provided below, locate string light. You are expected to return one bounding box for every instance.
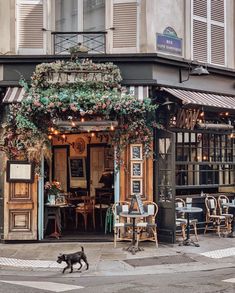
[50,127,54,132]
[71,121,76,127]
[81,118,85,122]
[91,132,95,137]
[110,123,114,131]
[62,134,66,139]
[48,135,52,140]
[54,130,59,135]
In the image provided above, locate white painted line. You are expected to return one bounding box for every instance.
[200,247,235,259]
[222,278,235,283]
[0,281,84,292]
[0,257,63,268]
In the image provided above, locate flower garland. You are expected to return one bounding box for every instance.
[0,59,158,172]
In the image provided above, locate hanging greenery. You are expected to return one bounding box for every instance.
[0,59,159,173]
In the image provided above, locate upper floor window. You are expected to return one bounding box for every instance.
[55,0,105,32]
[192,0,226,66]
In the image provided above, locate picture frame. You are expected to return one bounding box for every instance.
[130,144,142,160]
[69,157,86,180]
[131,161,142,177]
[131,179,143,195]
[6,161,34,183]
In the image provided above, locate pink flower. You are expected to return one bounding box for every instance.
[48,102,55,108]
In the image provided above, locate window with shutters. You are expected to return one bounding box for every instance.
[192,0,226,66]
[16,0,44,54]
[113,0,138,51]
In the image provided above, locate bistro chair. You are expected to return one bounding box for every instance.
[218,195,233,234]
[136,201,158,247]
[204,195,226,237]
[75,196,96,231]
[95,191,113,228]
[112,201,132,248]
[175,198,199,241]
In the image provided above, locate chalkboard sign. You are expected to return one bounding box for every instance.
[131,179,142,195]
[131,162,142,177]
[69,157,86,179]
[129,194,145,214]
[131,144,142,160]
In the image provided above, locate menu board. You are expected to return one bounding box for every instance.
[132,162,142,177]
[129,194,145,214]
[131,145,142,160]
[69,157,85,178]
[131,179,142,194]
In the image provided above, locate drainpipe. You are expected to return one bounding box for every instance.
[114,146,120,202]
[38,153,44,240]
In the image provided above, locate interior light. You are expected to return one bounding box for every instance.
[81,118,85,122]
[71,121,76,127]
[54,130,58,135]
[48,135,52,140]
[62,134,66,139]
[110,123,114,131]
[91,132,95,137]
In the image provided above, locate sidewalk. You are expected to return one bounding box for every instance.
[0,234,234,277]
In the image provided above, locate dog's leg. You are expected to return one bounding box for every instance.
[77,260,82,271]
[62,264,69,274]
[70,264,73,273]
[83,257,89,270]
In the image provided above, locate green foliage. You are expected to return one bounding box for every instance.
[2,59,159,171]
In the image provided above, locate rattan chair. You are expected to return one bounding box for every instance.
[112,201,132,248]
[75,196,96,231]
[218,195,233,234]
[136,201,158,247]
[204,195,226,237]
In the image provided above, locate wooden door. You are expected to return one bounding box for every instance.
[53,147,68,192]
[90,147,105,196]
[4,179,38,240]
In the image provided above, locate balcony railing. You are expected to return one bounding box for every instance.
[52,31,107,55]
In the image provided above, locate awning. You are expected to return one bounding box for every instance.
[162,87,235,110]
[2,87,26,103]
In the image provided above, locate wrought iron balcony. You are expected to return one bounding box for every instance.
[52,31,107,55]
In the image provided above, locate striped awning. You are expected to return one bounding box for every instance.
[162,87,235,110]
[2,87,26,103]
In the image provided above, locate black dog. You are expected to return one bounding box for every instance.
[57,246,89,273]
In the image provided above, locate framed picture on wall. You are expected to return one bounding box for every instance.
[6,161,34,183]
[131,179,143,195]
[130,144,142,160]
[69,157,86,180]
[131,161,142,177]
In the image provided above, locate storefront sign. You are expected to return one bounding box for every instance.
[156,27,182,55]
[46,71,114,84]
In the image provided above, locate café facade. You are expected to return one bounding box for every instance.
[0,54,235,243]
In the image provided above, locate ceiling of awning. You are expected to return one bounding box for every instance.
[161,87,235,110]
[2,87,26,103]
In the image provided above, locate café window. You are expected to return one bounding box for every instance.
[175,131,235,189]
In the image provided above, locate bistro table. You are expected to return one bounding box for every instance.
[222,201,235,238]
[176,206,202,247]
[120,211,148,255]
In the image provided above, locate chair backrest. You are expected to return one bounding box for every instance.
[143,201,158,224]
[218,194,229,215]
[175,197,185,219]
[112,201,129,222]
[78,196,95,212]
[205,195,217,215]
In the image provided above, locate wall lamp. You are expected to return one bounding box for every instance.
[179,64,210,83]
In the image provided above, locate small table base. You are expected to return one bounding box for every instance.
[123,245,144,255]
[179,238,200,247]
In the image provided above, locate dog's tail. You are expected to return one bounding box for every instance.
[81,246,84,252]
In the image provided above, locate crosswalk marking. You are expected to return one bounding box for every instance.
[0,281,84,292]
[222,278,235,283]
[200,247,235,259]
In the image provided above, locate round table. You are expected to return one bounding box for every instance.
[120,212,148,254]
[175,206,202,247]
[222,202,235,238]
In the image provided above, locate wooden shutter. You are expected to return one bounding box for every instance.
[113,1,137,51]
[192,0,208,63]
[210,0,225,65]
[17,0,44,54]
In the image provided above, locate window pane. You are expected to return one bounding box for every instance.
[55,0,78,31]
[83,0,105,31]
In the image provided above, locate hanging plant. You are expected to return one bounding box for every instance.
[0,59,159,172]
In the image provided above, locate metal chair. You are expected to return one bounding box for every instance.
[136,201,158,247]
[204,195,226,237]
[218,194,233,234]
[175,198,199,241]
[95,192,113,228]
[112,201,132,248]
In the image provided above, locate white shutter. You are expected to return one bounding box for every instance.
[113,0,137,52]
[17,0,44,54]
[193,19,207,62]
[210,0,225,66]
[192,0,225,66]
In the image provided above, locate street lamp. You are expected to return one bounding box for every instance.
[179,64,210,83]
